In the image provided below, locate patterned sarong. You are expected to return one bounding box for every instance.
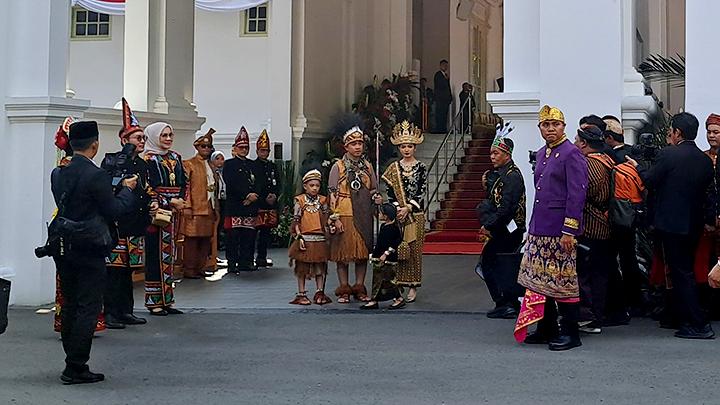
[107,236,145,269]
[517,234,579,299]
[513,289,580,343]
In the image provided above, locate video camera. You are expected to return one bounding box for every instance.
[630,133,659,163]
[104,143,137,188]
[529,150,538,172]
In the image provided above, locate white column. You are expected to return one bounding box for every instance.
[269,0,293,160]
[123,0,151,111]
[449,0,470,108]
[290,0,307,168]
[1,0,90,305]
[685,0,720,151]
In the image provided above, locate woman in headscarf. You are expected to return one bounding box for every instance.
[143,122,187,316]
[210,151,227,268]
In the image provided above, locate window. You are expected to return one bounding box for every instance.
[72,7,111,39]
[242,3,269,36]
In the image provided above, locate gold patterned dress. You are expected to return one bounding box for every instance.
[382,159,427,288]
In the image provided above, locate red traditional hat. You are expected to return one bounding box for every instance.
[234,126,250,147]
[54,116,73,152]
[706,113,720,129]
[120,97,143,139]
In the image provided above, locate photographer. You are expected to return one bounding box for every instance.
[627,112,715,339]
[50,121,138,384]
[100,98,154,329]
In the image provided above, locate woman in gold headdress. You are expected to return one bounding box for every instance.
[381,120,427,303]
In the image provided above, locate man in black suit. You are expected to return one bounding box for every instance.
[51,121,138,384]
[603,115,632,164]
[628,112,715,339]
[433,59,451,133]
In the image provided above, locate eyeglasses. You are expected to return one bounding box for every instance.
[198,144,213,149]
[130,135,148,141]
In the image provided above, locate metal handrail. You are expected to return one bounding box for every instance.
[424,94,474,219]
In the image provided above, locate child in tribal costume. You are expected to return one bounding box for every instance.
[381,120,427,303]
[328,119,380,303]
[52,117,106,333]
[288,170,332,305]
[181,129,219,279]
[361,203,404,310]
[514,105,588,351]
[254,129,280,268]
[143,122,187,316]
[102,98,151,327]
[223,127,259,272]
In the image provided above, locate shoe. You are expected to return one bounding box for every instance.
[60,370,105,385]
[227,263,239,274]
[579,321,602,334]
[602,312,630,327]
[216,258,228,268]
[674,324,715,340]
[164,307,184,315]
[548,335,582,351]
[119,314,147,325]
[149,309,168,316]
[360,302,379,310]
[487,306,518,319]
[255,258,273,268]
[104,315,126,329]
[524,331,551,345]
[388,299,406,310]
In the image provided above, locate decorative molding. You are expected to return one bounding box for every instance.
[485,92,541,120]
[4,97,90,124]
[621,95,658,143]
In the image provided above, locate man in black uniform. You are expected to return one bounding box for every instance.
[253,129,279,268]
[100,98,153,329]
[433,59,452,133]
[223,127,259,272]
[51,121,137,384]
[477,135,526,319]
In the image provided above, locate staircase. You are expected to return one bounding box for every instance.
[423,125,495,254]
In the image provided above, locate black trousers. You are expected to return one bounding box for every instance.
[55,252,105,373]
[606,226,645,315]
[435,101,450,133]
[481,230,524,308]
[659,231,707,328]
[255,227,271,261]
[226,227,257,269]
[104,267,134,317]
[577,237,614,323]
[536,298,580,337]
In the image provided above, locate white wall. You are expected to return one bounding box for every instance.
[449,0,470,108]
[68,14,125,108]
[194,1,292,160]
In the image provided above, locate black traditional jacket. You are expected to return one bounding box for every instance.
[476,160,526,236]
[223,157,258,218]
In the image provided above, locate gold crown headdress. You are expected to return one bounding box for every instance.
[256,129,270,151]
[390,120,424,145]
[343,126,365,146]
[302,169,322,184]
[538,105,565,123]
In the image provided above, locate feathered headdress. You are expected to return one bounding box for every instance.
[333,113,366,146]
[492,122,514,155]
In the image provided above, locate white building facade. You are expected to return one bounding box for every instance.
[1,0,715,305]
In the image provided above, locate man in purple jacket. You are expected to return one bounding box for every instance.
[515,105,589,351]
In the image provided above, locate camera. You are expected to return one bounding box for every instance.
[104,143,137,188]
[529,150,538,172]
[630,133,659,163]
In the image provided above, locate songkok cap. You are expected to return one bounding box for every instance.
[69,121,99,141]
[706,113,720,128]
[577,126,604,142]
[120,97,143,139]
[391,120,424,145]
[194,128,215,147]
[256,129,271,151]
[302,169,322,184]
[234,126,250,147]
[539,105,565,123]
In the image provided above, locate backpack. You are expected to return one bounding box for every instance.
[591,155,646,229]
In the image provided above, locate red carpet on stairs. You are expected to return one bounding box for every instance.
[423,126,494,255]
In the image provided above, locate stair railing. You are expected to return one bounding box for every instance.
[424,95,474,219]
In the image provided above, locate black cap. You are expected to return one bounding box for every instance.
[380,203,397,221]
[69,121,99,141]
[577,126,604,142]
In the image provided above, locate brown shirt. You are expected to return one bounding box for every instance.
[583,154,612,239]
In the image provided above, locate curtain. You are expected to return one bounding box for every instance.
[70,0,269,15]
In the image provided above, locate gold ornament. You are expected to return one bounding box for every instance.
[391,120,424,145]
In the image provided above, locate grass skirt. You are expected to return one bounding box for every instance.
[329,216,369,263]
[289,239,329,279]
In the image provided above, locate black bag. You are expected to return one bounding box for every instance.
[0,277,10,335]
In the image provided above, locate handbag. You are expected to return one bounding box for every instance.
[152,208,173,227]
[255,209,278,229]
[0,277,10,334]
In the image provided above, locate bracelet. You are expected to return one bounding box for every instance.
[329,213,340,221]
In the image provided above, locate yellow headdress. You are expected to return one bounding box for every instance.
[343,126,365,146]
[538,105,565,123]
[256,129,270,151]
[302,169,322,184]
[391,120,424,145]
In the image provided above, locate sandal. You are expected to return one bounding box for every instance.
[337,294,351,304]
[289,292,312,306]
[165,307,184,315]
[351,284,371,303]
[360,301,379,310]
[313,290,332,305]
[149,308,168,316]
